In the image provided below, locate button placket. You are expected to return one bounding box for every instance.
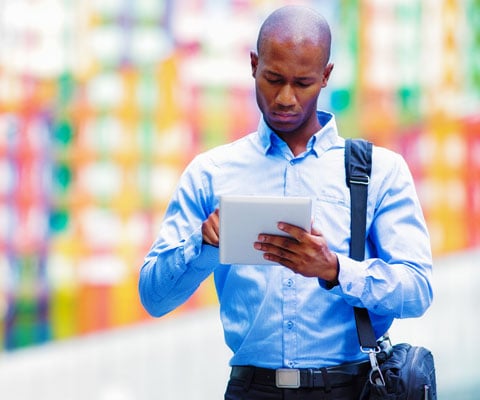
[284,159,301,196]
[282,271,297,367]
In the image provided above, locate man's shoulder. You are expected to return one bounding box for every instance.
[369,144,413,191]
[371,144,405,168]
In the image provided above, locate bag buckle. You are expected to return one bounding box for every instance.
[361,347,386,387]
[275,368,300,388]
[350,174,370,185]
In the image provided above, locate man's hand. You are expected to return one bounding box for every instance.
[202,209,220,247]
[253,222,338,281]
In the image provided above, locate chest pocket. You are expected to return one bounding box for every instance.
[313,193,350,253]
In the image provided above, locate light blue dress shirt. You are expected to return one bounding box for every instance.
[139,111,433,369]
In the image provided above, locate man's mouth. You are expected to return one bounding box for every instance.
[270,112,298,123]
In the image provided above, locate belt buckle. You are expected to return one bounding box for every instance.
[275,368,300,389]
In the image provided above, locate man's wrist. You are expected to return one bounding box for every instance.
[325,255,340,289]
[325,277,339,289]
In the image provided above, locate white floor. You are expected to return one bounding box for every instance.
[389,250,480,399]
[0,309,231,400]
[0,250,479,399]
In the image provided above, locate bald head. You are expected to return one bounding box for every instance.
[257,6,331,66]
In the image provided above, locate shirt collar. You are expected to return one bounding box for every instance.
[258,111,340,157]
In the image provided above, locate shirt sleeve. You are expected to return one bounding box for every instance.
[319,149,433,319]
[138,156,220,317]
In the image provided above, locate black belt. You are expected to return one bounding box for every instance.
[230,362,370,389]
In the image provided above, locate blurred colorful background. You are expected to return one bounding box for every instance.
[0,0,479,372]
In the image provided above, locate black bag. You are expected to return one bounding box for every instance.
[345,139,437,400]
[363,343,437,399]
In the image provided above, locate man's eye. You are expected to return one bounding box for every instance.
[296,81,311,88]
[266,77,281,84]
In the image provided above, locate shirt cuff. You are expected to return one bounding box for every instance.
[335,253,368,298]
[183,225,220,272]
[183,226,204,264]
[318,253,367,299]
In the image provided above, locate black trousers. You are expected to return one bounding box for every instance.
[224,371,368,400]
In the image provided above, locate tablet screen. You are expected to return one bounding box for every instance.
[219,195,312,265]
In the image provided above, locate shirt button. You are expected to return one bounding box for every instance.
[286,279,293,287]
[287,321,294,329]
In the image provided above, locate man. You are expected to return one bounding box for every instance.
[139,5,433,399]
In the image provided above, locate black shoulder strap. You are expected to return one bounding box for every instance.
[345,138,378,349]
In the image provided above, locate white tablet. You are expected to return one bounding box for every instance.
[219,195,312,265]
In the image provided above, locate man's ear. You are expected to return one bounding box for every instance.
[321,63,334,87]
[250,51,259,78]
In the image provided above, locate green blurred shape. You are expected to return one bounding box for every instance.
[5,255,51,349]
[8,298,48,349]
[331,89,351,112]
[50,209,69,232]
[398,87,420,114]
[201,86,228,150]
[57,72,75,104]
[468,0,480,90]
[137,69,157,111]
[138,118,154,160]
[53,120,74,146]
[53,163,72,191]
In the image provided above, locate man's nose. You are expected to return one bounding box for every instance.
[275,85,296,107]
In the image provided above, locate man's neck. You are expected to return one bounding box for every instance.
[283,138,309,157]
[276,125,321,157]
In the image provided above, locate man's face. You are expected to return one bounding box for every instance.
[251,38,333,138]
